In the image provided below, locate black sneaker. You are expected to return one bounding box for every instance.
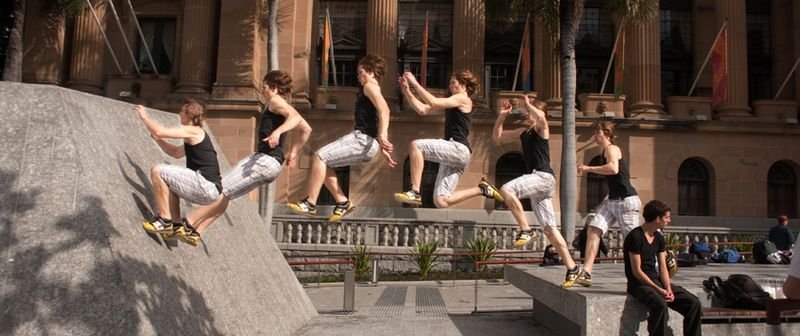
[575,270,592,287]
[562,266,582,288]
[328,201,355,222]
[393,189,422,205]
[288,198,317,217]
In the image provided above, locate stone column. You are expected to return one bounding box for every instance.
[452,0,485,102]
[176,0,215,93]
[714,0,752,118]
[66,1,107,94]
[22,0,66,84]
[213,0,261,99]
[367,0,398,104]
[771,0,793,100]
[794,0,800,101]
[537,19,562,112]
[625,17,665,117]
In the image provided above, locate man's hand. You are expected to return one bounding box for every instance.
[403,72,419,86]
[135,105,149,120]
[377,136,393,153]
[285,151,298,168]
[381,147,397,168]
[499,100,513,116]
[263,132,281,148]
[577,164,589,174]
[398,77,409,91]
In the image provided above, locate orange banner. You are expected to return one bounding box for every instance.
[322,12,331,92]
[711,27,728,109]
[613,29,625,100]
[421,13,429,87]
[520,18,531,91]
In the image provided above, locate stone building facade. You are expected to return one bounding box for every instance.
[18,0,800,222]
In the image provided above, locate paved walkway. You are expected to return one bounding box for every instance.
[296,280,554,336]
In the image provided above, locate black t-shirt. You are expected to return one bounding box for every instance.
[769,224,796,251]
[256,106,286,164]
[443,107,471,151]
[520,129,554,175]
[353,87,378,138]
[624,226,665,291]
[599,150,637,199]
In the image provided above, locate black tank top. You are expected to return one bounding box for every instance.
[354,87,378,138]
[185,131,222,192]
[600,149,637,199]
[444,107,471,150]
[256,106,286,164]
[520,129,554,175]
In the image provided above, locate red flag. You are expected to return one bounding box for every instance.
[711,27,728,109]
[322,11,331,93]
[520,17,531,91]
[421,12,429,87]
[613,29,625,100]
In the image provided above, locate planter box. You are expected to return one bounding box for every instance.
[578,93,625,118]
[665,96,713,121]
[752,100,798,123]
[105,75,173,99]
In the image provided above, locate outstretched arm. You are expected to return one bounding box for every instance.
[403,72,468,111]
[399,76,438,116]
[492,100,525,144]
[263,97,304,149]
[285,118,312,168]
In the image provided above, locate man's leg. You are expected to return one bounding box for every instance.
[187,195,231,235]
[629,285,669,336]
[305,154,328,204]
[407,140,424,192]
[668,285,702,336]
[150,164,172,220]
[582,226,604,274]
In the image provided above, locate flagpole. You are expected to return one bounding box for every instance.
[600,23,624,95]
[512,13,530,92]
[688,18,729,96]
[421,10,428,87]
[773,55,800,100]
[326,7,338,86]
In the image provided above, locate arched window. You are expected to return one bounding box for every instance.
[586,155,608,212]
[768,162,797,218]
[678,159,710,216]
[495,153,531,211]
[317,167,351,206]
[398,0,452,88]
[403,158,439,208]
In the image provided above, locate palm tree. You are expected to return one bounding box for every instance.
[2,0,86,81]
[485,0,657,242]
[259,0,279,222]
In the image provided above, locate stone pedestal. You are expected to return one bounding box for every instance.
[665,96,713,121]
[578,93,626,118]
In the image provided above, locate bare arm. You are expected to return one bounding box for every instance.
[285,118,312,168]
[521,96,549,138]
[404,72,469,111]
[658,251,673,297]
[153,136,185,159]
[578,145,621,175]
[492,100,525,144]
[399,77,439,116]
[263,96,304,149]
[135,105,201,141]
[629,252,669,294]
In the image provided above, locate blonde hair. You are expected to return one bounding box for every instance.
[452,70,480,97]
[182,98,206,126]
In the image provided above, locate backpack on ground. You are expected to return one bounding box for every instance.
[676,252,697,267]
[702,274,772,310]
[540,244,562,266]
[711,249,744,263]
[689,242,711,261]
[665,250,678,277]
[753,239,784,264]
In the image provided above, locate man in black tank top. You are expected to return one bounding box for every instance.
[393,70,504,209]
[136,99,223,238]
[574,121,642,287]
[175,70,312,246]
[493,96,583,288]
[288,55,396,222]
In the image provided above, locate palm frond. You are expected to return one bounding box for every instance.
[42,0,88,17]
[606,0,659,26]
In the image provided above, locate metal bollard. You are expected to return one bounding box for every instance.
[371,259,379,284]
[344,270,355,312]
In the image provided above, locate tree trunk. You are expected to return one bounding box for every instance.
[3,0,25,82]
[259,0,279,221]
[559,0,579,244]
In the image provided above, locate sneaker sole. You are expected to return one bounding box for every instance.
[479,181,505,203]
[512,239,531,247]
[561,281,575,288]
[328,206,356,222]
[287,204,317,217]
[178,237,200,247]
[142,220,173,235]
[575,280,592,287]
[393,194,422,205]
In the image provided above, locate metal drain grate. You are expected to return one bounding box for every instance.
[416,287,448,317]
[368,287,407,317]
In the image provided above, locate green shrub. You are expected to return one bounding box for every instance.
[411,241,440,280]
[466,237,497,271]
[350,244,371,281]
[663,233,682,252]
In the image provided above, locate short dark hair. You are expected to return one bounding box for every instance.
[182,98,206,126]
[358,54,386,81]
[263,70,293,96]
[643,200,671,222]
[778,215,789,224]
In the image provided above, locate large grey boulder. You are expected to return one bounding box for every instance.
[0,82,316,335]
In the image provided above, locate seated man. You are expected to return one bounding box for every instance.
[624,200,701,336]
[769,214,795,251]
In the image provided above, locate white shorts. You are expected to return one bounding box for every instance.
[501,171,557,227]
[588,195,642,236]
[221,153,282,200]
[317,130,379,168]
[415,139,471,197]
[158,164,220,205]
